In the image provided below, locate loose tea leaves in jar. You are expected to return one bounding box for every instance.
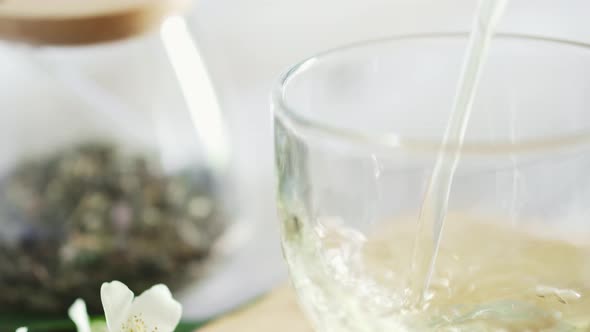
[0,142,226,313]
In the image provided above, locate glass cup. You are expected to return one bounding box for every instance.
[273,34,590,331]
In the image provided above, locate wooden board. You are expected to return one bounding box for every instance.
[199,286,313,332]
[0,0,191,45]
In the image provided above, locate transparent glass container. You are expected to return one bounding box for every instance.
[0,1,231,314]
[274,34,590,331]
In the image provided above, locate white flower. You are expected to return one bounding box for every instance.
[67,281,182,332]
[101,281,182,332]
[16,328,27,332]
[68,298,92,332]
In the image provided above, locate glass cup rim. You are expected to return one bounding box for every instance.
[272,33,590,155]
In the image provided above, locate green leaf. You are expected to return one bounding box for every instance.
[176,321,208,332]
[0,314,75,332]
[0,315,206,332]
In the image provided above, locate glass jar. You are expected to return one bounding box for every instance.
[0,0,232,314]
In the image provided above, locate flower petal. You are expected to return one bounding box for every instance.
[16,328,27,332]
[68,299,92,332]
[101,280,134,332]
[127,284,182,332]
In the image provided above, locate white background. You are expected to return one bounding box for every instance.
[1,0,590,320]
[182,0,590,319]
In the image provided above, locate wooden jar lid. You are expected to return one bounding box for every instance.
[0,0,191,45]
